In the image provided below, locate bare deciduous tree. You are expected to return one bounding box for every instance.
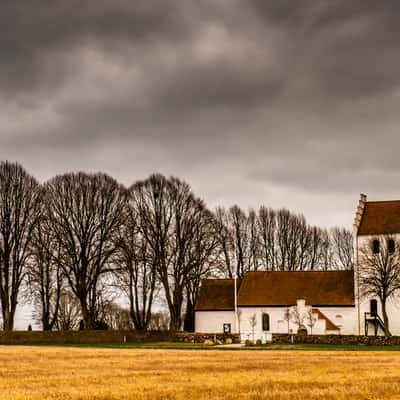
[0,161,41,330]
[29,211,62,331]
[359,237,400,336]
[258,207,276,270]
[331,227,354,270]
[213,207,234,278]
[229,205,250,278]
[184,209,220,332]
[248,209,260,272]
[306,309,317,334]
[132,174,214,331]
[45,172,127,329]
[114,202,157,330]
[55,291,81,331]
[148,310,170,330]
[249,313,257,341]
[283,307,291,334]
[213,205,354,274]
[99,302,132,330]
[110,305,132,330]
[290,304,306,331]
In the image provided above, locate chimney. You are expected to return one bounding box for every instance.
[353,193,367,231]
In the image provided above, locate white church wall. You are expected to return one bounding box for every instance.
[238,303,355,340]
[239,307,291,340]
[195,310,235,333]
[316,307,355,335]
[195,303,356,338]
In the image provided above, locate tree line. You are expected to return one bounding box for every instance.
[0,161,353,332]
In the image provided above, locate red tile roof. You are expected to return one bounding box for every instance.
[358,200,400,235]
[195,279,240,311]
[195,271,354,310]
[237,271,354,306]
[312,308,339,331]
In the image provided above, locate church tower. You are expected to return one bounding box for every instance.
[352,194,400,336]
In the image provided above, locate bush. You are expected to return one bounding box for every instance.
[225,338,232,345]
[203,339,214,346]
[256,339,262,345]
[297,325,308,336]
[94,320,109,330]
[245,340,254,347]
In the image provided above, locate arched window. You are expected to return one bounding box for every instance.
[262,313,270,331]
[372,239,380,254]
[388,239,395,253]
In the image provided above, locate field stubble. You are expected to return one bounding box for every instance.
[0,347,399,399]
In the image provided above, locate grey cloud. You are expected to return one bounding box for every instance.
[1,1,400,228]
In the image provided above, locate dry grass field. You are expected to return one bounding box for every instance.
[0,346,400,399]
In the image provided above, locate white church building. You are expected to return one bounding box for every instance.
[195,194,400,339]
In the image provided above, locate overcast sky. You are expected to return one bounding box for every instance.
[1,1,400,229]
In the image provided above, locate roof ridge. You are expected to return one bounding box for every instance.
[366,200,400,204]
[244,270,352,273]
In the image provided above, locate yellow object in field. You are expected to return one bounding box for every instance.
[203,339,214,346]
[225,338,232,344]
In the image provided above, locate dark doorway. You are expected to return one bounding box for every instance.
[223,323,231,334]
[370,299,377,316]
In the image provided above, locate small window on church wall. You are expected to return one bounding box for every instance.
[388,239,395,253]
[262,313,270,331]
[372,239,380,254]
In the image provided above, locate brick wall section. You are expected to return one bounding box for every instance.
[272,334,400,346]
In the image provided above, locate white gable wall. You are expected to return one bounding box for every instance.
[195,310,235,333]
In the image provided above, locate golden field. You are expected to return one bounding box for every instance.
[0,346,400,399]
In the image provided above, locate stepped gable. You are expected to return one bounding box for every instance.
[237,271,354,306]
[358,199,400,235]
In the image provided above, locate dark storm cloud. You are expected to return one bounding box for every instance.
[1,0,400,227]
[0,0,191,95]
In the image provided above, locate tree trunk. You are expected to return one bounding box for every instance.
[183,300,195,332]
[130,305,144,330]
[3,307,13,331]
[80,299,95,330]
[169,305,182,332]
[42,312,51,331]
[382,299,391,337]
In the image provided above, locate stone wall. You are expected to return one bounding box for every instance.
[175,332,240,343]
[0,330,174,344]
[272,333,400,346]
[0,330,241,345]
